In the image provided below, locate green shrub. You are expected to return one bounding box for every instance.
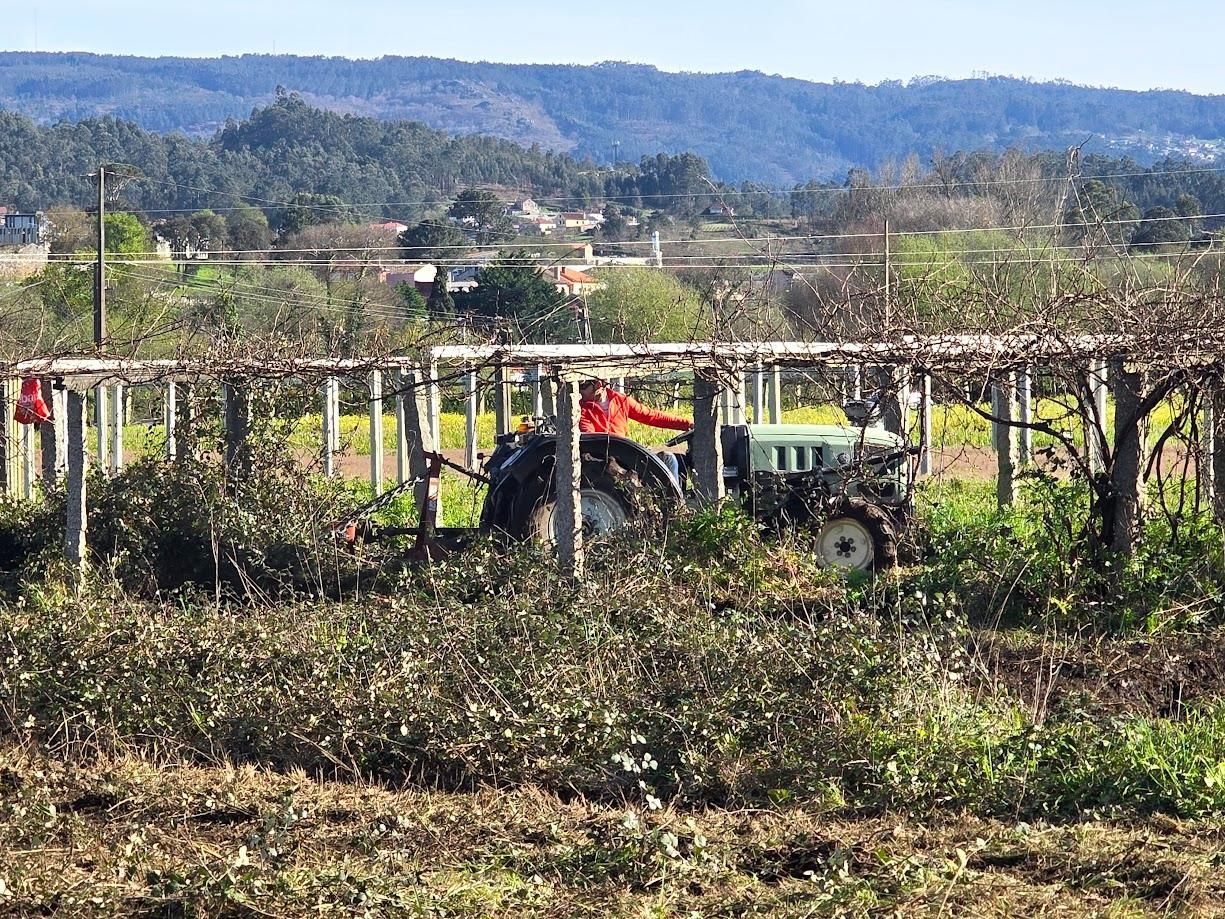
[911,473,1225,633]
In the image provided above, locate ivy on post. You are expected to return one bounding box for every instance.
[222,379,252,481]
[552,374,584,580]
[991,373,1020,508]
[400,365,438,513]
[691,371,725,504]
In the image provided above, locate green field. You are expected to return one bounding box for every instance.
[115,394,1184,465]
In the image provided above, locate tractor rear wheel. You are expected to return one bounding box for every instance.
[517,461,656,544]
[527,478,634,543]
[814,502,898,572]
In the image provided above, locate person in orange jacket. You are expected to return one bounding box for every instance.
[578,378,691,483]
[577,378,692,436]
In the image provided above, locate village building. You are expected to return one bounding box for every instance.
[0,212,49,279]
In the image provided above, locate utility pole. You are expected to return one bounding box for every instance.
[882,217,890,333]
[94,165,108,470]
[94,165,105,346]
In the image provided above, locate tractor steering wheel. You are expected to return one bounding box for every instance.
[664,428,694,448]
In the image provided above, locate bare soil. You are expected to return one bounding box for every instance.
[975,628,1225,720]
[3,744,1223,917]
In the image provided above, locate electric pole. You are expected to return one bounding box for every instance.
[882,217,890,333]
[94,164,105,347]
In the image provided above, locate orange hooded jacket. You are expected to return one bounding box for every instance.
[579,389,691,436]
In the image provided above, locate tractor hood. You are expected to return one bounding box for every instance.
[734,424,906,477]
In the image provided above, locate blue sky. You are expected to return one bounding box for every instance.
[6,0,1223,95]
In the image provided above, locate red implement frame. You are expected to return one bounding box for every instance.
[338,451,488,561]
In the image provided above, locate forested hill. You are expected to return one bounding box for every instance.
[3,52,1225,184]
[0,95,722,218]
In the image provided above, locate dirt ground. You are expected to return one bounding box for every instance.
[977,628,1225,720]
[4,744,1223,917]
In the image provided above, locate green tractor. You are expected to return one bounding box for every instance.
[479,402,915,571]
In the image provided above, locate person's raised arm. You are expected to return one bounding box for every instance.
[624,394,692,431]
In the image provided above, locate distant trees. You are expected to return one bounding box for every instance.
[225,206,272,256]
[597,203,631,241]
[400,221,470,260]
[453,253,564,334]
[426,271,455,319]
[1064,179,1139,247]
[1130,206,1188,251]
[103,212,151,255]
[162,209,227,257]
[43,206,93,254]
[395,282,428,320]
[279,193,355,238]
[11,55,1225,186]
[585,269,704,342]
[446,188,512,244]
[603,152,714,216]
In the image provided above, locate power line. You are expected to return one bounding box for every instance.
[43,206,1225,264]
[127,161,1225,216]
[123,269,415,323]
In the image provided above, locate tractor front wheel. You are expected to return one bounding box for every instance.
[814,503,898,572]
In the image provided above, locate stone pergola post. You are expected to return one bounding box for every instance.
[691,373,725,504]
[368,369,385,495]
[1109,357,1145,555]
[64,390,88,569]
[991,373,1020,507]
[553,375,584,580]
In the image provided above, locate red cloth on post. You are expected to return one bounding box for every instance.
[13,378,51,425]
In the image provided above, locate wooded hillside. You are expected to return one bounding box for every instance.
[4,52,1225,183]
